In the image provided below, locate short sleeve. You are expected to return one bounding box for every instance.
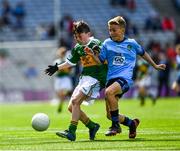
[134,40,145,56]
[66,47,80,66]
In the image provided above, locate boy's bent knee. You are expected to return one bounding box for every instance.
[105,89,114,97]
[71,98,81,106]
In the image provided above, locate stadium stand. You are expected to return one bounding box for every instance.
[0,41,56,101]
[0,0,175,42]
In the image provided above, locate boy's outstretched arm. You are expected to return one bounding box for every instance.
[45,62,72,76]
[141,51,166,70]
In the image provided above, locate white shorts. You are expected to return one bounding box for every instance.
[54,76,73,92]
[137,75,151,87]
[72,75,100,100]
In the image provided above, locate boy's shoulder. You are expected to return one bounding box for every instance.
[125,38,137,43]
[72,37,101,51]
[103,37,137,42]
[89,37,101,44]
[73,43,81,50]
[104,38,112,43]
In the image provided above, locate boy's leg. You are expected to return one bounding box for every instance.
[120,115,140,138]
[81,116,100,140]
[67,102,100,140]
[56,90,100,141]
[105,82,122,136]
[56,90,66,113]
[138,86,146,106]
[106,99,140,138]
[56,76,101,141]
[56,90,86,141]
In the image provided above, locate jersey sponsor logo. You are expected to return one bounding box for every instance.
[113,56,125,65]
[80,55,98,67]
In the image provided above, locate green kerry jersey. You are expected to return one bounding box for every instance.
[137,59,150,79]
[66,37,107,88]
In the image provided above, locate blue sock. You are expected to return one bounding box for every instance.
[110,110,119,127]
[121,117,133,127]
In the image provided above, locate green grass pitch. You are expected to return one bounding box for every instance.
[0,98,180,150]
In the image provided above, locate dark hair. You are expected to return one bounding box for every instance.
[72,21,90,34]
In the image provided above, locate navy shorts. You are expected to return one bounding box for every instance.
[106,77,130,98]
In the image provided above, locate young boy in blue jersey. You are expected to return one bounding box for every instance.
[92,16,166,138]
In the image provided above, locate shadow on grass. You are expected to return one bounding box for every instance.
[2,137,180,146]
[94,138,180,142]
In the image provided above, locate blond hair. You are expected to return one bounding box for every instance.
[108,16,126,29]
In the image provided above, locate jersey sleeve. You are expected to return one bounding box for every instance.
[99,44,107,63]
[90,38,102,53]
[133,40,145,56]
[66,46,80,66]
[53,58,62,65]
[93,38,102,46]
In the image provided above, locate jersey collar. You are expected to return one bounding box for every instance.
[110,36,127,43]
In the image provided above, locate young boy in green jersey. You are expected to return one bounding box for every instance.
[45,21,107,141]
[135,59,157,106]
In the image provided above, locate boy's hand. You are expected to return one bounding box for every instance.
[45,63,58,76]
[92,45,100,55]
[155,64,166,70]
[84,45,100,56]
[84,46,94,56]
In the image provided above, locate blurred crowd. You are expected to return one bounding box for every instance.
[0,0,25,31]
[0,0,180,98]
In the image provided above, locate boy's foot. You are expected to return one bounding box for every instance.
[57,105,62,113]
[105,126,121,136]
[57,107,62,113]
[89,123,100,140]
[129,118,140,138]
[56,130,76,141]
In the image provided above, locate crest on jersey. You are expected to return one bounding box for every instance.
[127,45,132,51]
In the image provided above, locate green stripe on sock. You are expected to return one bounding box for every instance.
[86,120,96,129]
[69,121,78,134]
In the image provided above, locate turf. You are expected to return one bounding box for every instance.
[0,98,180,150]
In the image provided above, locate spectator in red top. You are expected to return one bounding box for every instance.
[166,42,176,66]
[147,40,162,54]
[127,0,136,12]
[161,16,176,31]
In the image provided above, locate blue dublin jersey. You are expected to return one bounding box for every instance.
[99,37,145,87]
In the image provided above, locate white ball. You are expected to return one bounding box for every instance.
[31,113,50,131]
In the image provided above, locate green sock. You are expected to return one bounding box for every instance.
[68,121,78,134]
[86,120,96,129]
